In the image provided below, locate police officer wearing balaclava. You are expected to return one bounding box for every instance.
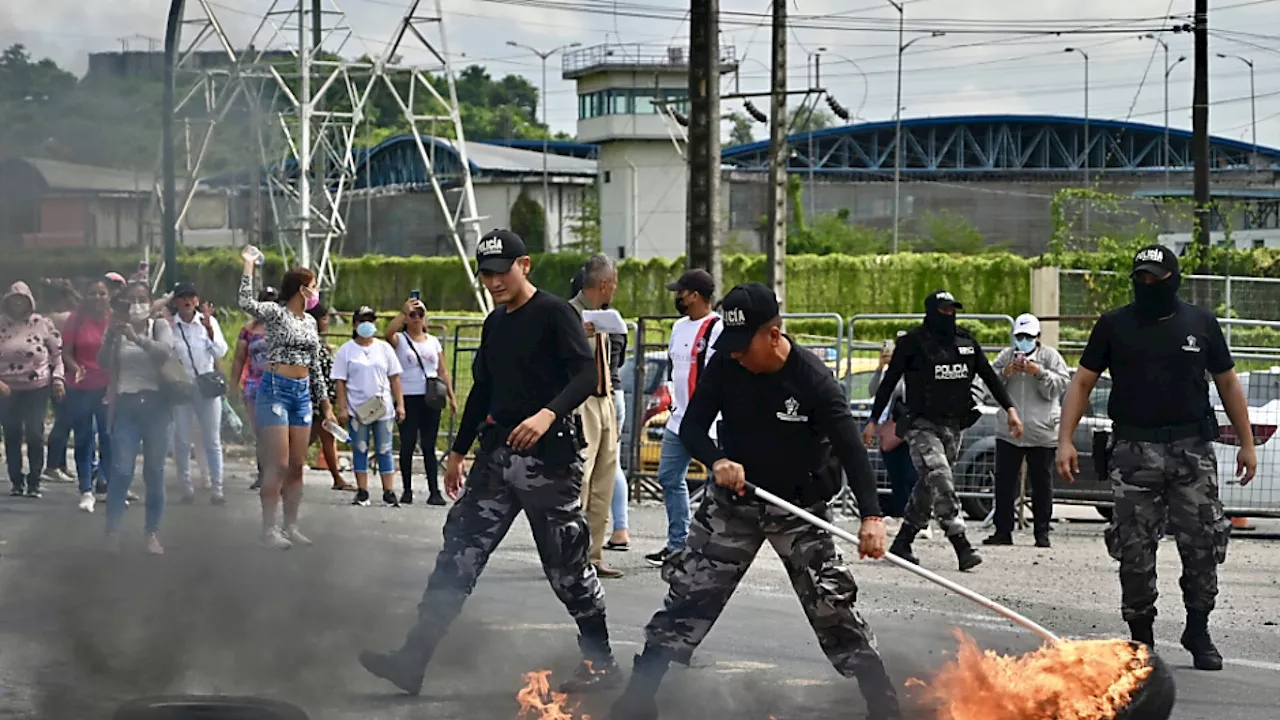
[864,290,1023,571]
[1057,244,1257,671]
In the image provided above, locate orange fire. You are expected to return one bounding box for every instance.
[516,669,589,720]
[910,631,1154,720]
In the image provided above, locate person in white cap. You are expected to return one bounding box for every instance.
[985,313,1070,548]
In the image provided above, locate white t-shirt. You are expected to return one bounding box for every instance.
[666,312,723,435]
[393,332,444,397]
[332,339,403,422]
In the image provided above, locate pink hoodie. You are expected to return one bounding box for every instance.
[0,281,64,391]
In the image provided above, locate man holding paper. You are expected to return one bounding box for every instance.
[569,255,626,578]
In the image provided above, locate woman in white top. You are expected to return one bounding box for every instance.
[385,296,457,506]
[333,306,405,507]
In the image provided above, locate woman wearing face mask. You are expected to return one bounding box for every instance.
[231,286,278,491]
[385,296,456,506]
[306,301,350,491]
[62,279,114,512]
[0,281,65,498]
[238,246,338,549]
[98,283,176,554]
[986,313,1070,549]
[333,306,405,507]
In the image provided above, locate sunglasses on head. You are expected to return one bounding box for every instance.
[409,310,425,319]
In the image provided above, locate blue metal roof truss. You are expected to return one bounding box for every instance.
[720,115,1280,179]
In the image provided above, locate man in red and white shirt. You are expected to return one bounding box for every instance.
[645,269,722,567]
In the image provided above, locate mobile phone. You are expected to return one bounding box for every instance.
[1015,351,1027,363]
[410,290,421,300]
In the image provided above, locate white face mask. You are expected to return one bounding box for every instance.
[129,304,151,322]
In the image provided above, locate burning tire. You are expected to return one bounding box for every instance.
[1113,643,1177,720]
[111,695,311,720]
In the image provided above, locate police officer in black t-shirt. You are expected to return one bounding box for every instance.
[1057,244,1257,671]
[359,229,622,695]
[865,290,1022,572]
[611,283,901,720]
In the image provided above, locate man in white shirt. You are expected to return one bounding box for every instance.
[645,269,721,567]
[169,282,229,504]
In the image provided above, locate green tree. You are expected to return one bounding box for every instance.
[786,106,835,134]
[565,189,602,253]
[725,111,755,146]
[910,211,1002,254]
[509,189,547,253]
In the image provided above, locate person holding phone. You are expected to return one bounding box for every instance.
[986,314,1070,548]
[385,294,456,506]
[62,278,113,512]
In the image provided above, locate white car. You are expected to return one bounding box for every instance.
[1210,370,1280,516]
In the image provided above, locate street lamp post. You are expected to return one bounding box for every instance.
[807,47,827,223]
[887,0,943,253]
[1217,53,1257,169]
[1065,47,1090,237]
[506,40,581,250]
[1141,35,1186,189]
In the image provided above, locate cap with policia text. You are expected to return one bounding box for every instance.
[1130,243,1178,278]
[475,229,528,274]
[925,289,964,311]
[714,282,780,354]
[665,268,716,299]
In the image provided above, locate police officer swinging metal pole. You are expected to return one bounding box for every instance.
[863,290,1024,572]
[1056,244,1258,672]
[612,283,904,720]
[358,229,624,695]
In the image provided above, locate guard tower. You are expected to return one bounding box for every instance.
[563,43,736,260]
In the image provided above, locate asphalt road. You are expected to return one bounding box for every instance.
[1,461,1278,720]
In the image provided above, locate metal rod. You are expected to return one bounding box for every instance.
[748,483,1062,645]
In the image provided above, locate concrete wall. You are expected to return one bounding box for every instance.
[597,140,687,260]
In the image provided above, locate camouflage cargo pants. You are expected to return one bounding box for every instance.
[1105,437,1230,622]
[416,446,606,628]
[644,485,884,677]
[903,419,967,537]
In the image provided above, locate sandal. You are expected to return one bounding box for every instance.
[331,482,355,491]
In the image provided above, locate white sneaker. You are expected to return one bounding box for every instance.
[144,533,164,555]
[283,525,313,547]
[918,524,935,540]
[261,526,293,550]
[78,492,96,513]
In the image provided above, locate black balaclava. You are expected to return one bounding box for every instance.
[1132,272,1181,321]
[924,293,957,338]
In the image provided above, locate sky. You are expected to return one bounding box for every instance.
[5,0,1279,150]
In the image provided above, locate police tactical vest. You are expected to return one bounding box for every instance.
[912,327,980,423]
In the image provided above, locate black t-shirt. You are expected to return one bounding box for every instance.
[679,337,882,515]
[1079,302,1233,428]
[451,290,596,454]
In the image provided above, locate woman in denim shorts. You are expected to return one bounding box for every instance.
[238,246,337,549]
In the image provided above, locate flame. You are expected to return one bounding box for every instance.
[516,669,590,720]
[911,631,1155,720]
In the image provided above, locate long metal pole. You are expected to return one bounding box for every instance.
[161,1,182,290]
[891,3,903,253]
[749,484,1061,644]
[808,53,820,224]
[541,52,550,250]
[1163,43,1170,189]
[1083,53,1090,238]
[1192,0,1210,270]
[1248,60,1257,170]
[297,0,312,269]
[764,0,787,306]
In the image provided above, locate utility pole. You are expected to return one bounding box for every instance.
[1065,47,1090,238]
[1218,53,1256,169]
[889,0,903,253]
[686,0,723,291]
[1141,34,1185,189]
[297,0,313,269]
[764,0,787,307]
[1192,0,1210,270]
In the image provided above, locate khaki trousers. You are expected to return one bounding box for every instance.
[578,394,618,566]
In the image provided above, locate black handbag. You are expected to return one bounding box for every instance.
[178,321,227,399]
[403,332,447,410]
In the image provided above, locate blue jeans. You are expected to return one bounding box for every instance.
[46,393,71,471]
[351,417,395,474]
[67,387,110,494]
[611,390,628,532]
[656,427,693,551]
[107,392,173,535]
[175,396,224,495]
[255,371,313,428]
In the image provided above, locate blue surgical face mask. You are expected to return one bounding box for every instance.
[1013,337,1037,354]
[356,321,378,339]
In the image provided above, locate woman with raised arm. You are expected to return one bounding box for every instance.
[237,246,337,549]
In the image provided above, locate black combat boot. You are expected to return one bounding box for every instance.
[609,648,672,720]
[1180,609,1223,671]
[1127,616,1155,648]
[855,660,904,720]
[949,533,983,571]
[560,614,623,693]
[889,522,922,565]
[358,621,444,695]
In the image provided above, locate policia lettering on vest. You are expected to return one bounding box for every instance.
[1056,244,1258,673]
[612,283,903,720]
[864,290,1024,572]
[359,229,623,696]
